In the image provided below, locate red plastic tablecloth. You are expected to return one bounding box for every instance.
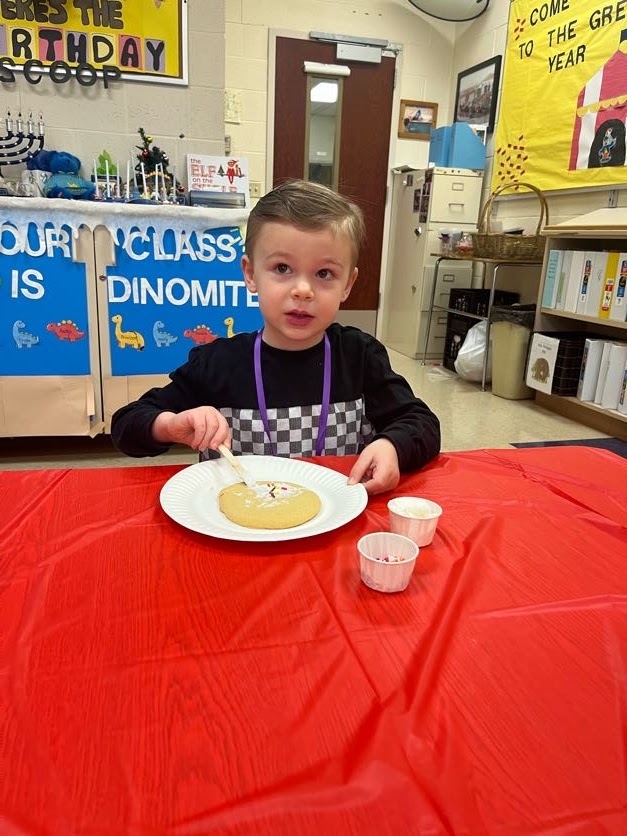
[1,448,626,835]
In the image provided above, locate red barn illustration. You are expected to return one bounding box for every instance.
[570,29,627,170]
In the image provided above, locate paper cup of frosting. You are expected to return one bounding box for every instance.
[358,532,419,593]
[387,497,443,547]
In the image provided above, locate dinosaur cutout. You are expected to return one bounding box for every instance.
[13,320,39,348]
[46,320,85,341]
[184,324,218,345]
[153,320,178,347]
[111,314,145,350]
[224,316,237,338]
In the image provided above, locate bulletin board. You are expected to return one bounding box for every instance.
[104,225,261,377]
[0,0,187,84]
[494,1,627,192]
[0,220,91,377]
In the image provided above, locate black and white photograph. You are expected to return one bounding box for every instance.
[454,56,502,133]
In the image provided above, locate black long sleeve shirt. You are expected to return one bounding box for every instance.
[111,324,441,471]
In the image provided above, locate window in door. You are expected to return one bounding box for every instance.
[304,76,343,189]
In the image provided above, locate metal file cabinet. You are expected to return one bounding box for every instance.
[381,166,483,359]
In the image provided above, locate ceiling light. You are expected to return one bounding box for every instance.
[406,0,490,22]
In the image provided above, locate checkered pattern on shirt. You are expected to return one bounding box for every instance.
[202,399,374,459]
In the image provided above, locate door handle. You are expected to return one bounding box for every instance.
[413,227,422,237]
[411,285,417,294]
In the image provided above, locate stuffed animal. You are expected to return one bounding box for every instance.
[26,149,55,172]
[28,151,96,200]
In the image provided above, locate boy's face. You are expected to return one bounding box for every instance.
[242,221,358,350]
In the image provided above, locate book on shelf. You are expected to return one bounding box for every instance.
[563,250,585,313]
[585,251,608,317]
[576,338,607,402]
[575,252,595,314]
[593,340,613,404]
[599,342,627,410]
[525,333,560,395]
[609,253,627,322]
[554,250,573,310]
[541,249,563,308]
[597,251,620,320]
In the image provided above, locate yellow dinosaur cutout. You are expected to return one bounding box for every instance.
[224,316,237,338]
[111,314,145,350]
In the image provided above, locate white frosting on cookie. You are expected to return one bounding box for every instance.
[245,481,304,507]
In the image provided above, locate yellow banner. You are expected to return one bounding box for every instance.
[0,0,187,84]
[494,1,627,192]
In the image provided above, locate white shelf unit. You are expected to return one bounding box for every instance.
[534,210,627,440]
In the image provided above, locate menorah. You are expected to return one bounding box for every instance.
[0,111,45,175]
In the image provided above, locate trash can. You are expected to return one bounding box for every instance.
[489,304,537,400]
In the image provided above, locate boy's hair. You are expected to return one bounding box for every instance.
[245,179,366,268]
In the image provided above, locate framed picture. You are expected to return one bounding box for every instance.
[454,56,502,133]
[398,100,438,141]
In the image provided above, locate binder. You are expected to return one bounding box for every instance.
[609,253,627,322]
[600,342,627,410]
[585,252,608,318]
[541,249,563,309]
[564,250,585,313]
[554,250,573,310]
[597,251,620,319]
[576,338,607,402]
[593,340,613,404]
[575,252,595,314]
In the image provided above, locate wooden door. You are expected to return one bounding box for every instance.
[273,36,395,311]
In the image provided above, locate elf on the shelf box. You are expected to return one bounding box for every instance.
[186,155,250,207]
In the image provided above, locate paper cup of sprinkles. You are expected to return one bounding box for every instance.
[357,532,419,593]
[387,497,443,547]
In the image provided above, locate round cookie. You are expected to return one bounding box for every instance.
[218,480,321,529]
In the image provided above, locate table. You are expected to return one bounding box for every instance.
[422,254,542,390]
[2,448,627,834]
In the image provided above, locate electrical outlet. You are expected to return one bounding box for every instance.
[250,181,261,198]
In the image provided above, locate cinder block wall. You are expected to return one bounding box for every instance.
[2,2,226,181]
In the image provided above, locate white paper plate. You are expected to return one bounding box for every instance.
[159,456,368,542]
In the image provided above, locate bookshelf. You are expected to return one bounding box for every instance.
[534,209,627,440]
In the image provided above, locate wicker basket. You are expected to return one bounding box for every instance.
[472,181,548,261]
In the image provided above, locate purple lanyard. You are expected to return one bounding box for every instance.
[254,330,331,456]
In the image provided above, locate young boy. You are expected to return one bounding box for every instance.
[111,179,440,495]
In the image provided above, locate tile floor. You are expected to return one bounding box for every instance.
[0,350,609,471]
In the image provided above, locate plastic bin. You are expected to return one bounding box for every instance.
[443,312,475,371]
[449,288,520,316]
[489,304,537,400]
[546,333,588,395]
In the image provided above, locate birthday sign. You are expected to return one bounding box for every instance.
[494,0,627,192]
[0,0,187,87]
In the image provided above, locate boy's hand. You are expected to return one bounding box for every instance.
[152,407,231,452]
[347,438,400,496]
